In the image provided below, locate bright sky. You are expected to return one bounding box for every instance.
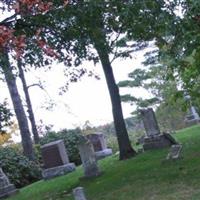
[1,51,150,131]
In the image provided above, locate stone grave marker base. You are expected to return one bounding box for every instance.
[143,133,178,150]
[95,148,112,160]
[166,144,182,160]
[0,184,18,199]
[79,171,103,181]
[42,163,76,180]
[185,119,200,127]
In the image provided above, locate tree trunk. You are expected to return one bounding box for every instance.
[92,32,137,160]
[18,59,40,144]
[0,52,34,160]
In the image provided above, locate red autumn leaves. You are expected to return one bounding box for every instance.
[13,0,53,15]
[0,0,68,58]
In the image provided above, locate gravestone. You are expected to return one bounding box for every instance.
[86,133,112,160]
[166,144,182,160]
[140,108,178,150]
[0,168,18,199]
[184,94,200,126]
[140,108,160,137]
[41,140,76,179]
[73,187,87,200]
[185,106,200,126]
[78,137,101,179]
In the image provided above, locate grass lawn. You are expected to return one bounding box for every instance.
[7,125,200,200]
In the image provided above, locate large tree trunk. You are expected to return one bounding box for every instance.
[18,59,40,144]
[0,52,34,160]
[92,32,137,160]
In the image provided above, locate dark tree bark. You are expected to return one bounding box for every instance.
[18,59,40,144]
[0,52,34,160]
[92,31,137,160]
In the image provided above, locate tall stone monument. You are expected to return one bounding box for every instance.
[140,108,177,150]
[86,133,112,160]
[41,140,76,179]
[78,137,101,179]
[0,168,18,199]
[184,94,200,126]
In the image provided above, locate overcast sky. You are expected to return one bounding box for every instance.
[1,50,150,132]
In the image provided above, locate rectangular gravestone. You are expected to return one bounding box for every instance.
[78,137,101,179]
[86,133,112,160]
[41,140,69,169]
[41,140,75,179]
[86,133,106,151]
[140,108,160,137]
[166,144,182,160]
[73,187,87,200]
[140,108,178,150]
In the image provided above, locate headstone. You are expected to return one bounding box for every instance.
[86,133,106,151]
[185,106,200,125]
[166,144,182,160]
[86,133,112,160]
[140,108,160,137]
[78,137,101,179]
[73,187,87,200]
[41,140,76,179]
[184,94,200,125]
[140,108,178,150]
[0,168,18,199]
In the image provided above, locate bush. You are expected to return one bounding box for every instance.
[0,146,42,188]
[40,128,82,165]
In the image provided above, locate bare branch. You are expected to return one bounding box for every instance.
[0,13,17,26]
[27,83,44,90]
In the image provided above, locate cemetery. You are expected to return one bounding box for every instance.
[1,1,200,200]
[0,125,198,200]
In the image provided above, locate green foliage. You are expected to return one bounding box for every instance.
[120,94,138,103]
[106,135,119,153]
[40,129,82,165]
[0,146,41,188]
[156,100,187,132]
[0,100,13,134]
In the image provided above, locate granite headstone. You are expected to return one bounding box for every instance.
[78,137,101,179]
[41,140,75,179]
[86,133,112,160]
[140,108,178,150]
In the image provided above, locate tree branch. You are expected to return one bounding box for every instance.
[0,14,17,26]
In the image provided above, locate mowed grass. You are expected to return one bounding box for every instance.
[7,125,200,200]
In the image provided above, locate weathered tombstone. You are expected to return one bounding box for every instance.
[41,140,76,180]
[73,187,87,200]
[78,137,101,179]
[140,108,160,137]
[140,108,178,150]
[86,133,112,160]
[185,106,200,125]
[0,168,18,199]
[184,94,200,126]
[166,144,182,160]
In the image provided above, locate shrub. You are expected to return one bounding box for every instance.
[106,135,119,154]
[0,146,42,188]
[40,128,82,165]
